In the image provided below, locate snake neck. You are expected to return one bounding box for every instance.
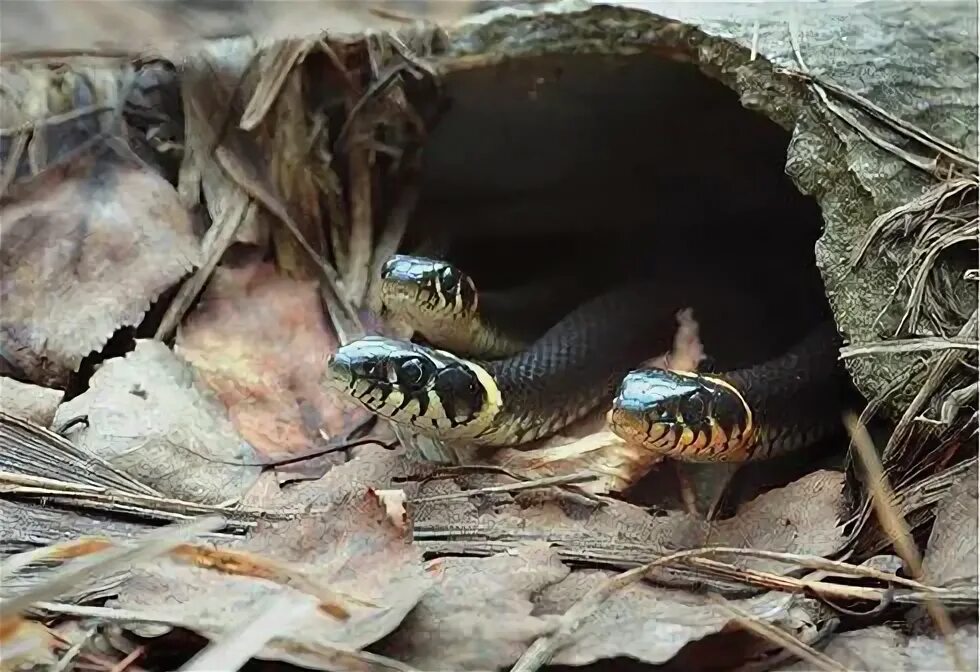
[712,321,845,459]
[471,281,681,447]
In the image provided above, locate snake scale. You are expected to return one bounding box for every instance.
[325,254,847,461]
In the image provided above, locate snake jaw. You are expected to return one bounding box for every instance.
[325,336,503,439]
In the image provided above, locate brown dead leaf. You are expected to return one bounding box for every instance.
[536,568,794,667]
[922,461,978,588]
[112,484,432,670]
[0,147,199,387]
[53,340,261,504]
[176,260,369,472]
[781,624,979,671]
[0,378,63,426]
[376,544,568,671]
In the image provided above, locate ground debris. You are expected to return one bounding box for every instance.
[110,485,431,671]
[376,544,567,670]
[416,469,848,588]
[780,624,979,672]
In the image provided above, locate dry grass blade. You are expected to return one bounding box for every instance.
[845,412,966,672]
[785,71,978,173]
[178,591,315,672]
[707,594,847,672]
[0,515,225,618]
[851,177,978,336]
[884,309,978,465]
[840,336,979,359]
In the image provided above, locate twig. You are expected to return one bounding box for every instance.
[52,624,96,672]
[419,463,607,505]
[840,336,978,359]
[708,594,847,672]
[410,472,597,504]
[107,646,145,672]
[845,412,966,672]
[155,194,252,341]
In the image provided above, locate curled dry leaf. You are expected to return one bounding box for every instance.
[781,624,979,671]
[176,261,370,472]
[0,378,63,426]
[376,544,568,671]
[921,461,978,588]
[536,568,794,667]
[112,485,432,671]
[54,340,261,504]
[0,147,199,387]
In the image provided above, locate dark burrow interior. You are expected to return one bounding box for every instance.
[400,53,848,507]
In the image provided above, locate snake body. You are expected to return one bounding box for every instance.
[326,255,846,458]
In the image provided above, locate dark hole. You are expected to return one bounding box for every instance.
[404,53,835,369]
[398,53,851,504]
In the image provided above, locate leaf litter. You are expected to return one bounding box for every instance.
[1,4,977,672]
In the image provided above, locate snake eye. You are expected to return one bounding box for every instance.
[395,356,432,390]
[439,266,459,294]
[681,391,708,420]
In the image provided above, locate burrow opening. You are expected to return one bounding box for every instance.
[403,52,835,371]
[399,52,848,503]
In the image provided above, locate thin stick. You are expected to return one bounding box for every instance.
[708,594,847,672]
[840,337,978,359]
[845,412,966,672]
[179,592,314,672]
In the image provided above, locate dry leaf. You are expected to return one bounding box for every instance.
[112,485,432,671]
[537,568,794,666]
[377,544,568,671]
[54,340,261,504]
[0,147,199,387]
[176,261,369,471]
[0,617,58,672]
[781,624,979,671]
[922,461,978,588]
[419,470,847,584]
[0,378,63,426]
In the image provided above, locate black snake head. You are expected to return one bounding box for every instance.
[609,368,755,462]
[325,335,502,438]
[379,255,477,326]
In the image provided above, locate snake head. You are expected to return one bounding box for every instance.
[379,255,477,323]
[609,368,753,462]
[325,336,501,438]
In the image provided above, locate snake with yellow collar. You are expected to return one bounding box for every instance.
[325,254,846,460]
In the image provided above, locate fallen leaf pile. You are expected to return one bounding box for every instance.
[0,8,977,672]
